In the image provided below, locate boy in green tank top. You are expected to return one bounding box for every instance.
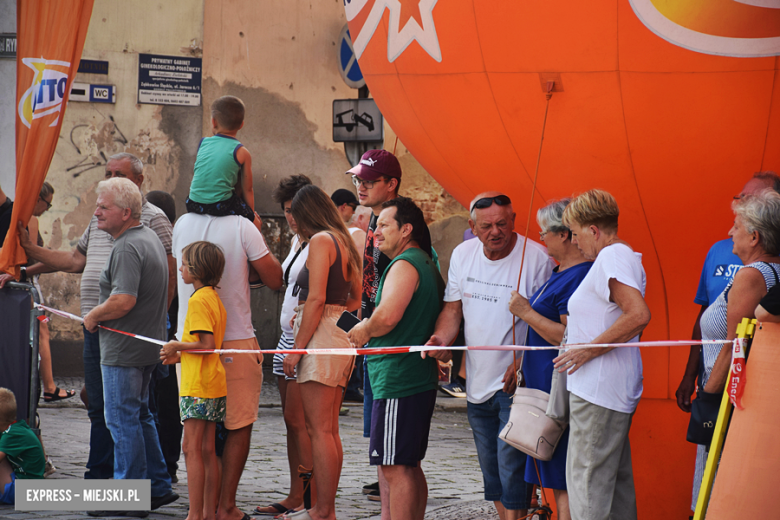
[347,197,447,520]
[186,95,264,285]
[186,95,261,230]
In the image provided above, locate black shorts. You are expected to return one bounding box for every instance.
[369,389,437,467]
[185,192,255,221]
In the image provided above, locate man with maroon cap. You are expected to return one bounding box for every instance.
[347,149,401,511]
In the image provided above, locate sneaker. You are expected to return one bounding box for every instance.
[366,488,381,502]
[439,381,466,398]
[339,407,349,416]
[362,481,379,495]
[150,491,179,510]
[44,457,56,477]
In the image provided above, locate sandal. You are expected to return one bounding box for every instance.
[42,387,76,402]
[255,503,288,516]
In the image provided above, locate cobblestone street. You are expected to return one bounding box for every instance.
[0,373,506,520]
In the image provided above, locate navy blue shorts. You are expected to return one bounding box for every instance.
[369,389,436,467]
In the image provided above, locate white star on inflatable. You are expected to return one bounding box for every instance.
[385,0,441,63]
[347,0,441,63]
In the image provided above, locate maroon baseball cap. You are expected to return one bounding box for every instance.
[346,149,402,181]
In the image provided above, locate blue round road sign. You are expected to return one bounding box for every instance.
[338,23,365,89]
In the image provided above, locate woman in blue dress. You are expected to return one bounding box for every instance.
[507,199,591,520]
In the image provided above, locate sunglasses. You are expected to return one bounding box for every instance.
[470,195,511,213]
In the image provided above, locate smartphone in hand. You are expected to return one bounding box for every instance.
[336,310,361,333]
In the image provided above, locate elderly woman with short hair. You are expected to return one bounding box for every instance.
[703,189,780,392]
[507,199,591,520]
[553,189,651,520]
[688,189,780,511]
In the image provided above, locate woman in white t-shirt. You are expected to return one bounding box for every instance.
[254,175,313,517]
[554,189,651,520]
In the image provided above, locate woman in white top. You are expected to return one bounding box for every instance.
[553,189,651,520]
[254,175,313,517]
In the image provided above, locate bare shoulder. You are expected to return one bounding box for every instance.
[733,264,767,286]
[236,145,251,162]
[388,257,418,277]
[309,232,337,253]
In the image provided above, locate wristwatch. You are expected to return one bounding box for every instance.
[19,266,27,283]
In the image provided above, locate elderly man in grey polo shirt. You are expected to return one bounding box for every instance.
[82,177,175,513]
[0,153,175,484]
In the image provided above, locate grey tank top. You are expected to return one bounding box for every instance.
[295,233,351,305]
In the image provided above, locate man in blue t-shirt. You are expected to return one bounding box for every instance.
[676,172,780,411]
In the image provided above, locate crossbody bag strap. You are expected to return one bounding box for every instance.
[517,279,554,378]
[284,241,308,287]
[762,261,780,286]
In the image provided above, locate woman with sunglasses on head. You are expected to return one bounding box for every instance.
[506,199,591,520]
[282,185,362,520]
[551,189,651,520]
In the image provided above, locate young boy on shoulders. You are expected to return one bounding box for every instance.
[0,388,45,505]
[186,95,265,286]
[186,95,260,229]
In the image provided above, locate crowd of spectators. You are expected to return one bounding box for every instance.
[1,137,777,520]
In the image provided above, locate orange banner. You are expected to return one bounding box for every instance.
[0,0,94,275]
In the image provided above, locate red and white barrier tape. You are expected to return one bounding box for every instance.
[35,303,167,346]
[36,303,733,355]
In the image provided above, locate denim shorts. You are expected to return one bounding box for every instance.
[467,390,532,510]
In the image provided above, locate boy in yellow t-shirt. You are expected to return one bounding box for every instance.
[160,241,227,520]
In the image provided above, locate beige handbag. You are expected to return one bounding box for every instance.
[499,383,568,461]
[498,286,569,461]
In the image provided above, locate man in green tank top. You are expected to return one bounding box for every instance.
[347,197,447,520]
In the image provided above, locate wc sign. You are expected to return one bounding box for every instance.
[69,82,116,104]
[90,85,112,102]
